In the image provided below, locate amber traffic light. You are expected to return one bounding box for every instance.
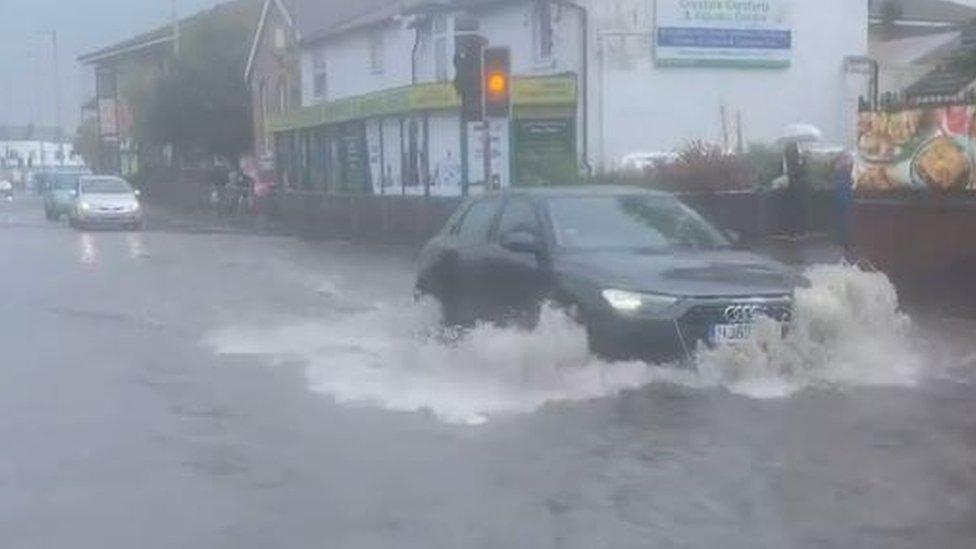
[487,72,507,95]
[483,47,511,118]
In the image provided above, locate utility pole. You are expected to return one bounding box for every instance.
[39,31,63,165]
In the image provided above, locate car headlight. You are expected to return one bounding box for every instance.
[602,289,679,315]
[79,202,92,212]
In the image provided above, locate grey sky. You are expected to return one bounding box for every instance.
[0,0,224,132]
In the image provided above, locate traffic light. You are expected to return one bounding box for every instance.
[454,34,484,122]
[483,47,511,119]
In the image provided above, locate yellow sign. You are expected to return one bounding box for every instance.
[269,75,577,133]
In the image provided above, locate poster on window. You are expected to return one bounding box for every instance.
[854,106,976,193]
[654,0,793,68]
[466,119,510,192]
[98,98,118,136]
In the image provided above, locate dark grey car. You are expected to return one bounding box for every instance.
[416,187,798,362]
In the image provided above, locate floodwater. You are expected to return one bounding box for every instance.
[3,196,976,548]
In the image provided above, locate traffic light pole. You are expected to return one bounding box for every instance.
[460,119,469,197]
[483,120,492,191]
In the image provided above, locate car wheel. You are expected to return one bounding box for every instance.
[437,291,463,327]
[558,299,603,356]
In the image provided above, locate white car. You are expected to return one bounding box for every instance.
[620,152,679,172]
[69,176,144,230]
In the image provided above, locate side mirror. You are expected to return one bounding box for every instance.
[500,230,544,255]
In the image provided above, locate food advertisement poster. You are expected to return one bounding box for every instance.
[855,106,976,193]
[655,0,793,68]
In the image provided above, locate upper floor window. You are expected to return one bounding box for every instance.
[532,1,554,62]
[312,49,327,100]
[274,27,286,51]
[276,76,288,114]
[433,13,450,81]
[369,31,385,74]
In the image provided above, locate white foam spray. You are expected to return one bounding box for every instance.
[696,264,920,398]
[207,264,921,425]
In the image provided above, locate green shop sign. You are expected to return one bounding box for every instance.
[269,75,577,133]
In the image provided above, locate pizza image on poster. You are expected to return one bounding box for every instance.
[854,105,976,193]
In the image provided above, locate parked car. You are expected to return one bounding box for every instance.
[69,175,143,230]
[41,170,91,219]
[415,186,797,362]
[620,151,679,172]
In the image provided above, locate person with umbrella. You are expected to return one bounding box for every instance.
[778,124,822,239]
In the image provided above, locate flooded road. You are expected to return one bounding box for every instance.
[2,196,976,548]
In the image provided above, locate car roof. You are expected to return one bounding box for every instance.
[79,175,126,181]
[37,169,90,175]
[493,185,673,200]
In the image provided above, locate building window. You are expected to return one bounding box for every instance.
[312,49,327,99]
[369,31,385,74]
[433,14,449,81]
[259,78,271,155]
[274,27,286,50]
[276,77,288,114]
[532,1,554,62]
[260,78,269,118]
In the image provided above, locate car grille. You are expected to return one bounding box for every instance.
[682,302,793,325]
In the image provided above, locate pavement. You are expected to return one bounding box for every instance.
[2,194,976,549]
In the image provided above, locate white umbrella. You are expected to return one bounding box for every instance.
[777,123,823,145]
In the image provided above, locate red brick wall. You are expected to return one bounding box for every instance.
[247,4,300,165]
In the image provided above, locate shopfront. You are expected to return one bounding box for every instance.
[269,74,578,197]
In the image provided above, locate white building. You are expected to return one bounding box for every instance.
[256,0,870,195]
[0,126,85,185]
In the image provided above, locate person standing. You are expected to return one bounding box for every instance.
[833,152,855,256]
[784,143,808,238]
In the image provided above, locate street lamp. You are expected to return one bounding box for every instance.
[38,30,63,166]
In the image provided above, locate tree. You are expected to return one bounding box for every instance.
[73,118,100,170]
[138,10,254,166]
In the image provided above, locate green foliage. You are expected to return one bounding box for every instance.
[73,118,100,169]
[138,11,253,163]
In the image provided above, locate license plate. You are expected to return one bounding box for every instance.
[710,323,755,345]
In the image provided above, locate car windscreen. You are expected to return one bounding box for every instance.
[51,173,81,190]
[80,178,132,194]
[546,195,731,252]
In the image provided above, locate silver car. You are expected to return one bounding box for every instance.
[69,176,144,230]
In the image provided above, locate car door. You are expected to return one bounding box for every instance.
[487,197,551,325]
[450,196,502,324]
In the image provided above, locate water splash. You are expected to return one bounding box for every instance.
[696,264,919,397]
[207,264,921,425]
